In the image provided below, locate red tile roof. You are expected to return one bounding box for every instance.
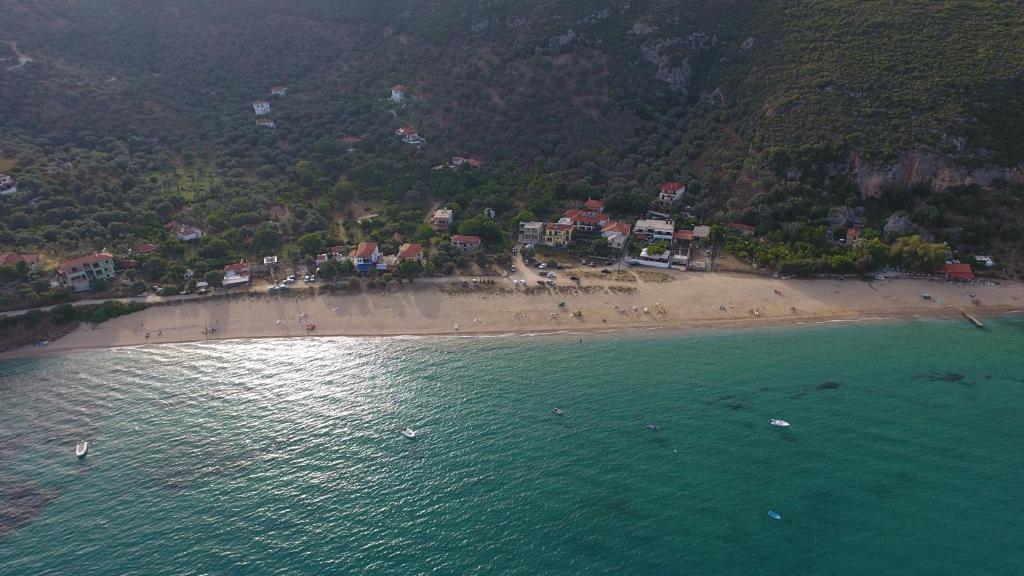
[392,84,406,91]
[602,221,631,236]
[340,135,363,143]
[943,263,974,281]
[0,253,40,267]
[224,262,250,273]
[58,253,113,274]
[674,230,694,241]
[729,223,756,233]
[398,243,424,259]
[564,209,609,226]
[584,199,605,211]
[396,126,416,136]
[660,182,685,193]
[133,243,157,254]
[354,242,378,259]
[451,235,481,244]
[846,227,861,240]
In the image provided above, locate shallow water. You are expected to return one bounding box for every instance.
[2,318,1023,575]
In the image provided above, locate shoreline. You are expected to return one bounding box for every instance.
[2,270,1021,360]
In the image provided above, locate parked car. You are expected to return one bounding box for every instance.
[538,263,548,269]
[569,275,580,282]
[546,272,557,278]
[600,269,611,274]
[510,265,517,272]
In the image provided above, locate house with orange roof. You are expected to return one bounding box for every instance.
[544,223,573,248]
[398,243,426,265]
[58,253,115,292]
[0,252,41,271]
[658,182,687,205]
[728,223,756,236]
[222,261,251,287]
[451,235,482,252]
[352,242,381,274]
[391,84,406,103]
[943,263,974,282]
[584,198,605,213]
[563,209,610,233]
[601,221,631,250]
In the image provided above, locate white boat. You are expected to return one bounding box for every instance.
[770,419,790,428]
[401,427,416,439]
[552,408,564,415]
[75,441,88,458]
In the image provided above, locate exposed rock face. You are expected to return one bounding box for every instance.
[850,152,1024,197]
[640,38,691,92]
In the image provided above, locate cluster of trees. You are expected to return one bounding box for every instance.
[726,230,948,277]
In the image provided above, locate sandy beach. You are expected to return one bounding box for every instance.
[4,268,1022,359]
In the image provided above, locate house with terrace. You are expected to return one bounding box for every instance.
[601,221,631,250]
[563,209,610,234]
[223,262,251,287]
[518,221,545,245]
[398,243,426,265]
[451,235,482,252]
[657,182,687,207]
[633,219,675,243]
[58,253,116,292]
[352,242,381,274]
[544,223,573,248]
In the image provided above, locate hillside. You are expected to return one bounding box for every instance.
[1,0,1023,279]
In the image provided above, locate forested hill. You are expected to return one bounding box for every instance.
[1,0,1023,269]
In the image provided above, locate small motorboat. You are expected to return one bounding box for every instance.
[75,441,88,459]
[401,427,416,439]
[645,423,660,431]
[770,419,791,428]
[552,408,564,415]
[768,510,782,520]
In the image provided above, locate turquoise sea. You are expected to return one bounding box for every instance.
[2,318,1023,575]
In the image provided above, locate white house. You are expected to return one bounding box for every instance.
[601,221,631,250]
[223,262,251,287]
[0,173,16,196]
[58,253,116,292]
[167,223,203,242]
[451,235,482,252]
[270,86,288,96]
[432,209,454,232]
[391,84,406,103]
[252,100,271,115]
[353,242,381,274]
[256,117,276,128]
[518,221,545,245]
[658,182,687,205]
[634,219,675,243]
